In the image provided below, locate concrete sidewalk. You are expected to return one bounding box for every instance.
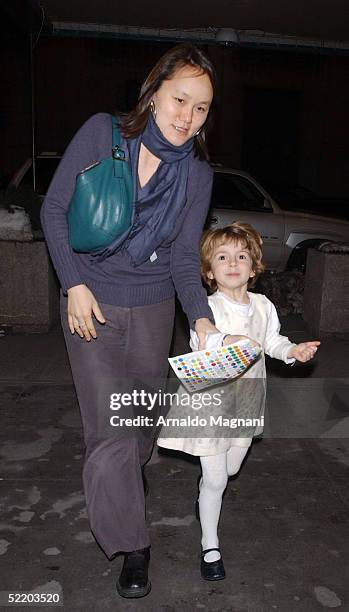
[0,314,348,612]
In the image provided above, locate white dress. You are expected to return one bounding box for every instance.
[157,291,296,456]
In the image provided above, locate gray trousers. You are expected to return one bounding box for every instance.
[60,295,175,558]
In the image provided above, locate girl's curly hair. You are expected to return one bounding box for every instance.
[200,222,265,291]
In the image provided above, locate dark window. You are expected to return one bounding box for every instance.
[211,172,269,212]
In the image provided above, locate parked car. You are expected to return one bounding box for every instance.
[5,153,61,235]
[8,153,62,196]
[6,157,349,270]
[208,165,349,271]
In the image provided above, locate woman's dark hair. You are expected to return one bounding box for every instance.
[118,43,217,160]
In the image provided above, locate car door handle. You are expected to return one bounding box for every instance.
[209,216,218,224]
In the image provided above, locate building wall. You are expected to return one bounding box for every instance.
[209,46,349,196]
[0,37,32,184]
[34,37,171,152]
[2,35,349,196]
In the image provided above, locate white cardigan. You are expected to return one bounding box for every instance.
[157,291,296,456]
[191,291,296,368]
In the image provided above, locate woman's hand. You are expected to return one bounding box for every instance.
[288,341,320,363]
[67,284,106,341]
[195,318,221,350]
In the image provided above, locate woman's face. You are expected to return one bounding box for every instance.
[152,64,213,146]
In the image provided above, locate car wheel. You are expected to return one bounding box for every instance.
[287,240,327,273]
[288,247,308,273]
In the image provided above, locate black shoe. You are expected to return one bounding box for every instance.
[195,474,201,521]
[200,548,226,581]
[116,548,151,598]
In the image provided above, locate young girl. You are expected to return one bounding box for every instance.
[157,222,320,581]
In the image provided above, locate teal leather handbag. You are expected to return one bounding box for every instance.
[67,115,133,254]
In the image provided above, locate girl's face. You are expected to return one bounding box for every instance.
[152,64,213,146]
[207,240,255,296]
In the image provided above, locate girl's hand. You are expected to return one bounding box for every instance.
[195,318,220,350]
[288,341,320,362]
[67,284,106,341]
[222,334,260,348]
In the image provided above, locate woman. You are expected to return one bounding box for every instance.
[41,43,218,599]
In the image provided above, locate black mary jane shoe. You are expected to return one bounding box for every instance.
[116,548,151,598]
[200,548,226,581]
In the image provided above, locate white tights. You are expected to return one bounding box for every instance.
[199,442,251,562]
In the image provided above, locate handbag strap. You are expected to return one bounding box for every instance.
[111,115,125,161]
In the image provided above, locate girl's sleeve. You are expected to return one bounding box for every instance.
[170,163,214,329]
[40,113,110,292]
[263,297,296,364]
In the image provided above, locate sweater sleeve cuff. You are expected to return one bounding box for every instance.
[58,268,84,294]
[284,343,297,365]
[183,293,214,330]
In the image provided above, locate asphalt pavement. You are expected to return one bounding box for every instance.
[0,312,348,612]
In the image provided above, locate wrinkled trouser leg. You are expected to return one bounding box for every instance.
[61,295,174,558]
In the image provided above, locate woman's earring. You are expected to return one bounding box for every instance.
[194,128,202,136]
[150,100,157,119]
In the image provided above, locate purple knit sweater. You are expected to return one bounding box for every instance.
[40,113,213,327]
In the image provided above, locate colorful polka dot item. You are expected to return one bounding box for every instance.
[168,340,262,393]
